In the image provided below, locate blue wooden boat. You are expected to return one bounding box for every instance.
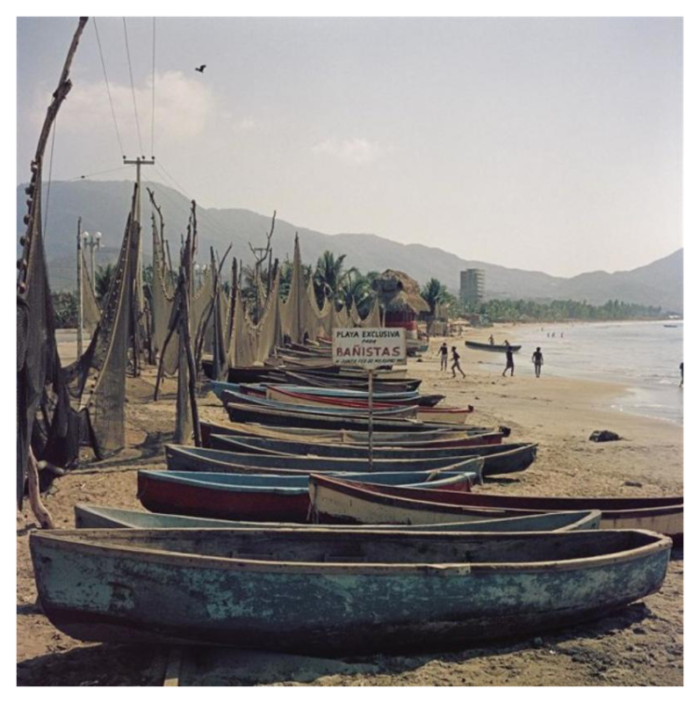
[165,444,485,481]
[75,503,602,532]
[209,435,538,477]
[30,528,671,653]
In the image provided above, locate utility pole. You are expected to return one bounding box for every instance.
[123,156,155,374]
[123,156,155,298]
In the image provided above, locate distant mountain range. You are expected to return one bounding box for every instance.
[18,180,683,313]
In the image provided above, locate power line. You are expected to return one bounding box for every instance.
[153,161,232,244]
[151,18,156,158]
[68,166,133,183]
[122,17,144,156]
[93,18,125,159]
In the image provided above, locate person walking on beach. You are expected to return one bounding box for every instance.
[438,342,448,371]
[680,361,684,387]
[532,347,544,378]
[451,347,466,378]
[488,334,495,345]
[502,344,515,377]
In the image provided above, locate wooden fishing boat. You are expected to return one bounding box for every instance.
[202,421,503,448]
[31,527,671,653]
[199,420,500,447]
[266,386,444,408]
[224,402,483,433]
[465,341,522,353]
[166,444,484,482]
[262,386,474,425]
[220,390,419,420]
[227,382,444,407]
[211,436,538,476]
[283,370,422,392]
[310,475,684,541]
[137,470,475,523]
[75,503,601,532]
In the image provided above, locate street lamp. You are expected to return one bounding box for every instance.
[83,230,102,293]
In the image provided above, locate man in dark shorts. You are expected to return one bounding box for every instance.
[438,342,449,371]
[502,344,515,377]
[532,347,543,378]
[451,347,466,378]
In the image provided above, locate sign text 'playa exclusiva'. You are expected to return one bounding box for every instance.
[332,328,407,367]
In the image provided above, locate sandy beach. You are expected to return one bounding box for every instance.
[16,326,683,686]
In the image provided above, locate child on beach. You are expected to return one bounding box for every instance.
[451,347,466,378]
[438,342,448,371]
[502,344,515,377]
[532,347,543,378]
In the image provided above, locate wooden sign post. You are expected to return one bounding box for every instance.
[332,327,407,470]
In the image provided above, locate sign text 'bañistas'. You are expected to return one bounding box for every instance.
[332,328,406,368]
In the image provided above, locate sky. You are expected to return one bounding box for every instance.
[16,16,683,277]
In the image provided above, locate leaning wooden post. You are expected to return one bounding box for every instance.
[180,269,202,447]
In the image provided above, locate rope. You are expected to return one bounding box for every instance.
[44,115,58,243]
[93,18,125,158]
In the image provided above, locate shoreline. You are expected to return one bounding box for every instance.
[459,321,683,426]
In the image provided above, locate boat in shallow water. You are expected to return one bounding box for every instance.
[465,341,522,353]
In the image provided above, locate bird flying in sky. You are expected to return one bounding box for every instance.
[195,64,206,73]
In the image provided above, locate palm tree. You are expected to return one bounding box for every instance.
[339,272,374,315]
[421,277,447,318]
[94,264,116,304]
[314,251,357,301]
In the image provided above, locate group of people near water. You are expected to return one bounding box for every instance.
[438,338,544,378]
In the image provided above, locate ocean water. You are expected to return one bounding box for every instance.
[486,321,684,424]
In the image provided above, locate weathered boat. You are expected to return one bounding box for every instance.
[75,503,601,532]
[465,341,522,353]
[166,444,484,481]
[282,369,423,392]
[202,419,496,445]
[265,387,469,423]
[310,475,683,541]
[201,421,503,448]
[265,385,444,407]
[224,402,476,433]
[211,435,538,476]
[31,527,671,653]
[221,389,419,419]
[137,470,476,522]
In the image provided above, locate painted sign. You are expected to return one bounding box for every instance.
[332,328,406,368]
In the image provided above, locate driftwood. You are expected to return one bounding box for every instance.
[27,449,55,529]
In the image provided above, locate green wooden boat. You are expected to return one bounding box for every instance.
[74,504,601,532]
[30,528,671,654]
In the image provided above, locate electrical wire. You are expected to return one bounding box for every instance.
[67,166,131,181]
[93,18,125,159]
[151,18,156,158]
[122,17,144,156]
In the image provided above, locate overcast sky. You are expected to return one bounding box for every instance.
[17,17,682,277]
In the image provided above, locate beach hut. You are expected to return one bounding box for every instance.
[372,270,429,339]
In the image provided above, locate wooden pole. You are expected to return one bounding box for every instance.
[77,217,83,357]
[27,449,54,529]
[368,368,374,471]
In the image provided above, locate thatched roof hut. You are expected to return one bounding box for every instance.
[372,270,428,336]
